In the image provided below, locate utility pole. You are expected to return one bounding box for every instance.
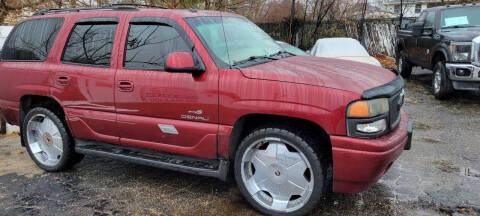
[288,0,296,44]
[399,0,404,27]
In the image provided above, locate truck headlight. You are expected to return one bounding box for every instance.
[346,98,390,137]
[356,119,387,133]
[450,42,472,62]
[347,98,389,118]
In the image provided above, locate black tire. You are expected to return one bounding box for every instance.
[432,61,453,100]
[234,127,326,216]
[397,52,412,78]
[22,107,83,172]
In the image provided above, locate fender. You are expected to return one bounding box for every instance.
[430,44,451,67]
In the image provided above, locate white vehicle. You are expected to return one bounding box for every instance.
[310,38,382,67]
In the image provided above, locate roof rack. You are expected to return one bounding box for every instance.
[33,4,167,16]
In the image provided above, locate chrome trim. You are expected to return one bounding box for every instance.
[473,36,480,63]
[446,63,480,81]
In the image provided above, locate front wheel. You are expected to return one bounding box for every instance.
[234,128,326,216]
[22,107,83,172]
[397,52,412,78]
[432,61,453,100]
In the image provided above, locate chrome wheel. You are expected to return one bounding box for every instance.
[240,137,314,213]
[26,114,63,167]
[434,69,442,93]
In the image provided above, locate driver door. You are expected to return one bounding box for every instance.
[417,11,437,66]
[114,16,219,159]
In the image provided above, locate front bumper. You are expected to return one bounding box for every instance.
[446,63,480,91]
[331,110,411,193]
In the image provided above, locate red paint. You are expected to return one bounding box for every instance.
[331,110,409,193]
[0,9,408,194]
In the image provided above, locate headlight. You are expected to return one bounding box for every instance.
[356,119,387,133]
[450,42,472,62]
[347,98,389,118]
[346,98,390,137]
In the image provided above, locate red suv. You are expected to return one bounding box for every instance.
[0,6,412,216]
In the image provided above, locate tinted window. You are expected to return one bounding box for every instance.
[2,18,63,61]
[62,24,117,66]
[124,24,190,70]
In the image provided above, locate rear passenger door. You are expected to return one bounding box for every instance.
[51,17,123,144]
[114,17,219,159]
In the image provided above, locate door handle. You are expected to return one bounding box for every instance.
[56,76,70,86]
[118,81,134,92]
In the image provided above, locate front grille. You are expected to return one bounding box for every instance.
[388,90,403,129]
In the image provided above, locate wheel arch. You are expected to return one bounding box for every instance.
[431,47,449,68]
[228,113,333,190]
[19,95,69,146]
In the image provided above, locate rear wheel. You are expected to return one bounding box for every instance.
[234,128,326,216]
[22,107,83,171]
[397,52,412,78]
[432,61,453,100]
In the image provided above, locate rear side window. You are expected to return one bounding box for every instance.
[62,24,117,67]
[2,18,63,61]
[124,24,190,70]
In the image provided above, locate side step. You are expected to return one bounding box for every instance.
[74,139,229,181]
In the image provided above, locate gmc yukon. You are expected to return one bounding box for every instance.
[0,5,412,216]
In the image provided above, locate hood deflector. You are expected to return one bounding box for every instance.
[362,76,404,99]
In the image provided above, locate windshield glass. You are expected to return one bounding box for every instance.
[440,7,480,28]
[187,16,284,66]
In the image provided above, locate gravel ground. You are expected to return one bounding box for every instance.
[0,68,479,216]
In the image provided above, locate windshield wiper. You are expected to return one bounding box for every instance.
[232,55,277,67]
[269,50,296,58]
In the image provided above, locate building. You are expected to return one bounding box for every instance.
[383,0,455,17]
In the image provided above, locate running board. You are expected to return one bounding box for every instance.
[74,139,229,181]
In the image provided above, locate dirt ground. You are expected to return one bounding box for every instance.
[1,67,480,216]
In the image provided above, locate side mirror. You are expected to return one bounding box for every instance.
[412,21,425,36]
[165,52,204,74]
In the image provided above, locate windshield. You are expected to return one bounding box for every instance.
[440,7,480,28]
[186,16,284,67]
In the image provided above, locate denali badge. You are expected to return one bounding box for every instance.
[158,124,179,135]
[182,110,209,121]
[181,114,210,121]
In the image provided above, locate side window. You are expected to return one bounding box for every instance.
[416,12,427,23]
[62,23,117,67]
[425,12,436,28]
[2,18,63,61]
[124,24,190,70]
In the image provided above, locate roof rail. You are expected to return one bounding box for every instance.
[109,3,167,9]
[32,4,166,16]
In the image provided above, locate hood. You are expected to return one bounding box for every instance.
[331,56,382,67]
[239,56,396,95]
[439,27,480,42]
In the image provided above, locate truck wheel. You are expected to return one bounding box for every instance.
[234,128,326,216]
[432,61,453,100]
[397,53,412,78]
[22,107,83,172]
